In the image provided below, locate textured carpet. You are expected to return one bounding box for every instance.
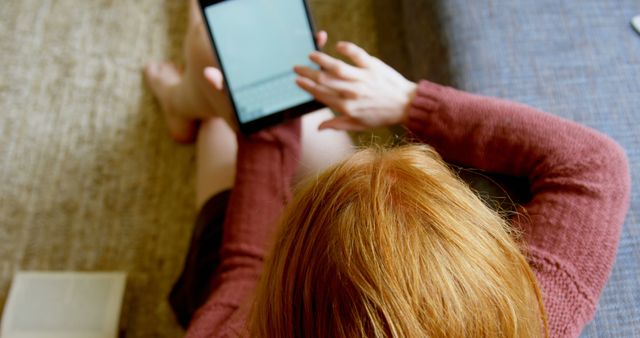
[0,0,400,336]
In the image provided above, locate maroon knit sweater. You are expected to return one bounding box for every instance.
[185,81,631,338]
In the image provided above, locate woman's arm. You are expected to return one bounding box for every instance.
[185,121,301,338]
[406,81,631,337]
[295,43,631,337]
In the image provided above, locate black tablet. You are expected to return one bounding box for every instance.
[199,0,324,134]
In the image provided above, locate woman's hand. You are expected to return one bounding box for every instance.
[294,41,417,131]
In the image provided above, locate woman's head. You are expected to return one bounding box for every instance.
[250,145,546,338]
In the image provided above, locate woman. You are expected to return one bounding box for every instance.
[145,1,631,337]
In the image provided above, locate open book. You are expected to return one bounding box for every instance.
[1,272,126,338]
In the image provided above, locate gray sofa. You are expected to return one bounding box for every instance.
[395,1,639,336]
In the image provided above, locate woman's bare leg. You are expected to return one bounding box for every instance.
[298,108,354,180]
[144,0,221,143]
[148,0,353,208]
[194,109,353,209]
[195,117,237,209]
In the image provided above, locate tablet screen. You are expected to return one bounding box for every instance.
[203,0,317,124]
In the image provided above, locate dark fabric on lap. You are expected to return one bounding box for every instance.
[168,190,231,329]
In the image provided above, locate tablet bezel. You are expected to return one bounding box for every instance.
[198,0,325,134]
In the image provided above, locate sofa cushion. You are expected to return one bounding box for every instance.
[402,1,640,336]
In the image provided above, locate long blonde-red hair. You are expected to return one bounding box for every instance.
[249,144,547,337]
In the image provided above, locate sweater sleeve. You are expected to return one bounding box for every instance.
[405,81,631,337]
[185,120,302,338]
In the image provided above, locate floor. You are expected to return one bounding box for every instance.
[0,0,408,336]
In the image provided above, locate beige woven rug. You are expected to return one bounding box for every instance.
[0,0,397,336]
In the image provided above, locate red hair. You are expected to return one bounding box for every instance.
[250,145,547,337]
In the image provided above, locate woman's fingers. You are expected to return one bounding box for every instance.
[309,52,362,80]
[318,115,367,131]
[293,65,320,83]
[295,66,360,99]
[336,41,372,68]
[316,30,328,48]
[204,67,224,90]
[295,76,339,106]
[316,73,360,99]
